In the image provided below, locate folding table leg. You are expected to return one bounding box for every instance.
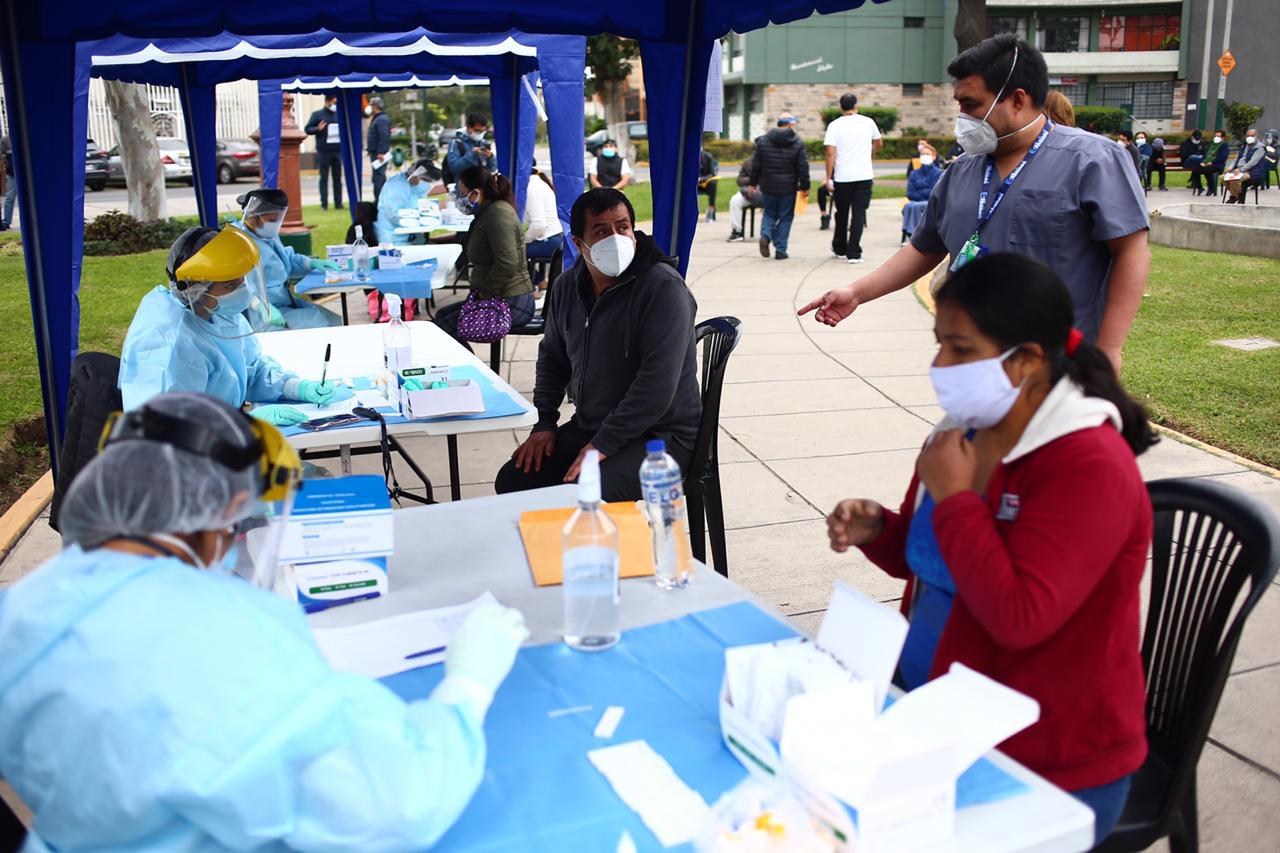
[447,434,462,501]
[340,293,349,326]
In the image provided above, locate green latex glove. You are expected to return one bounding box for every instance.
[251,405,308,426]
[297,380,354,404]
[312,258,342,271]
[268,304,286,330]
[403,378,425,391]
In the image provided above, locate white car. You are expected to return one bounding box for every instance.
[106,136,193,185]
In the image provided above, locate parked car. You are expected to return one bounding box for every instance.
[85,140,109,192]
[216,139,260,184]
[106,136,193,185]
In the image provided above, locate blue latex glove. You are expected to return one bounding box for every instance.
[268,304,286,330]
[251,405,308,426]
[311,258,342,271]
[445,605,529,698]
[296,380,354,404]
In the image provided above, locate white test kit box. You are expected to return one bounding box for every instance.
[718,582,1040,852]
[326,244,353,265]
[397,365,484,419]
[377,246,405,270]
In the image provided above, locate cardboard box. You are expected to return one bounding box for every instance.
[400,378,484,419]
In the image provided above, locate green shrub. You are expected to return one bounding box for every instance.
[585,116,608,135]
[83,211,194,256]
[819,106,842,128]
[140,219,189,249]
[1074,106,1128,134]
[803,136,955,160]
[902,126,928,138]
[634,140,648,161]
[859,107,898,134]
[703,139,755,162]
[83,239,124,256]
[1224,102,1264,142]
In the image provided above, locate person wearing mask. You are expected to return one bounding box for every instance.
[1116,130,1143,178]
[0,391,529,850]
[230,188,342,330]
[902,145,942,241]
[1263,129,1279,190]
[1146,137,1168,191]
[304,92,344,211]
[1134,131,1152,187]
[0,134,15,231]
[1192,130,1231,197]
[365,96,392,201]
[496,188,701,501]
[432,166,535,347]
[727,153,764,242]
[826,252,1153,847]
[823,94,883,264]
[118,226,350,425]
[524,165,563,291]
[589,138,633,190]
[1043,90,1075,127]
[749,113,810,260]
[367,159,456,320]
[801,34,1150,374]
[1222,128,1266,204]
[1180,130,1207,193]
[444,113,494,185]
[697,147,719,222]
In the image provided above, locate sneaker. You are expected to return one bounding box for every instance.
[1159,186,1168,191]
[847,257,864,264]
[820,214,830,231]
[775,251,789,260]
[727,229,744,242]
[759,236,770,257]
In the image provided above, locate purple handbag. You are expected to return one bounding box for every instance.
[456,292,513,343]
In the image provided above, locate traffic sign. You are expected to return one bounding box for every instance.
[1217,51,1236,77]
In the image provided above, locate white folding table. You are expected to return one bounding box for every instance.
[255,321,536,501]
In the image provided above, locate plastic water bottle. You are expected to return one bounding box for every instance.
[563,450,621,651]
[352,224,371,283]
[640,439,694,589]
[383,294,412,373]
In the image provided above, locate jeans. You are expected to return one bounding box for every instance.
[317,150,342,208]
[832,180,873,259]
[760,192,796,254]
[1071,774,1132,847]
[526,235,563,285]
[434,291,535,348]
[2,180,16,228]
[371,163,388,201]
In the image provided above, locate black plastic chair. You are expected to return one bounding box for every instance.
[49,352,123,532]
[1099,478,1280,853]
[685,317,742,577]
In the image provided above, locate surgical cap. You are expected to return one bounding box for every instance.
[60,393,262,549]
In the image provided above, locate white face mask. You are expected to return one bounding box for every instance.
[1213,136,1223,144]
[251,217,283,240]
[584,233,636,278]
[919,155,935,166]
[1136,137,1146,144]
[929,346,1024,430]
[953,46,1023,155]
[1246,136,1256,145]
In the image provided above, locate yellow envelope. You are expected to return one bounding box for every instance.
[519,502,655,586]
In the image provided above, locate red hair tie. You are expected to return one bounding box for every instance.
[1065,328,1083,357]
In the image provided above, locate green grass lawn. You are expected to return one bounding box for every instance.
[1124,245,1280,468]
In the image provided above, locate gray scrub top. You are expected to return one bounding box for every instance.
[911,123,1148,340]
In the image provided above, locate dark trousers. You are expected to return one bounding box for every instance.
[1196,164,1222,195]
[495,419,693,502]
[1145,161,1166,189]
[1184,155,1205,188]
[317,150,342,208]
[434,292,536,348]
[832,180,873,260]
[697,181,718,207]
[817,184,830,214]
[371,163,388,201]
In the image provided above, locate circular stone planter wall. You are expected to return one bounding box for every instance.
[1149,204,1280,260]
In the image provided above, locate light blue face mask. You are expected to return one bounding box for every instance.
[601,149,618,159]
[411,180,430,198]
[211,285,252,317]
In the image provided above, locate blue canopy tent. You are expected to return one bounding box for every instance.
[0,0,881,467]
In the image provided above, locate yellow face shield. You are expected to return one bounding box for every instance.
[174,226,261,283]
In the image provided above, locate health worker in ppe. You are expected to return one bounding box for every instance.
[117,226,352,426]
[231,187,342,330]
[0,392,531,851]
[373,158,462,272]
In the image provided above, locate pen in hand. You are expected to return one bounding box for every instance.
[318,343,331,409]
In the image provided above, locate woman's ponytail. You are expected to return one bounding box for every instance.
[488,172,515,207]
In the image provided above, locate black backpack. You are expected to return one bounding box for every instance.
[49,352,123,532]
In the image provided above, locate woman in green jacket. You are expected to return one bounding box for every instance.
[434,166,535,347]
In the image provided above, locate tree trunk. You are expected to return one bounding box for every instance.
[102,81,167,222]
[599,78,635,163]
[954,0,989,54]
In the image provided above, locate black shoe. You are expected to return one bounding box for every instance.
[775,251,789,260]
[727,229,744,242]
[820,214,830,231]
[759,236,770,257]
[321,205,328,211]
[336,204,344,209]
[1159,186,1168,191]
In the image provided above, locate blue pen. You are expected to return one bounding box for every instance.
[405,645,447,661]
[304,591,379,614]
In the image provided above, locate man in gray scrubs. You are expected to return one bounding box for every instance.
[800,34,1149,373]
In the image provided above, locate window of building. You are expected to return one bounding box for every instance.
[1132,81,1175,118]
[988,16,1028,39]
[1095,82,1134,111]
[1038,16,1088,53]
[1099,14,1182,52]
[902,83,924,97]
[1055,83,1089,106]
[904,17,924,29]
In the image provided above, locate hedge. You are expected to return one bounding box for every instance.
[638,136,958,163]
[819,105,898,134]
[1073,106,1128,135]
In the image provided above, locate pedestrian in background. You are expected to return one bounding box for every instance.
[823,93,882,264]
[1180,130,1206,193]
[589,138,632,190]
[365,96,391,201]
[444,114,494,185]
[1192,130,1230,196]
[1147,138,1168,191]
[727,154,763,242]
[304,93,344,211]
[0,135,15,231]
[749,113,809,260]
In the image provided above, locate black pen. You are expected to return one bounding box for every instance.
[405,645,447,661]
[318,343,332,409]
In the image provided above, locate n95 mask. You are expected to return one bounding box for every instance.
[586,234,636,278]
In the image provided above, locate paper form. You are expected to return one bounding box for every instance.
[309,591,498,678]
[587,740,710,847]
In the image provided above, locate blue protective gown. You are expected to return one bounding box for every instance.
[373,173,431,246]
[118,286,294,411]
[0,547,487,851]
[231,219,341,330]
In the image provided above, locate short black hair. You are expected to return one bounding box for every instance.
[465,113,487,129]
[839,93,857,111]
[325,92,338,102]
[570,188,635,239]
[603,138,617,146]
[1117,129,1132,141]
[947,33,1049,108]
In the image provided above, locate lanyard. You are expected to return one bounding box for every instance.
[976,119,1054,231]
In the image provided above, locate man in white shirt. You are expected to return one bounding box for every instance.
[823,93,882,263]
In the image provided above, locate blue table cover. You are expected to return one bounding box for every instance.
[279,365,527,438]
[378,601,1030,852]
[294,260,437,300]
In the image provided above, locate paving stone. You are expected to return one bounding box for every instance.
[770,449,922,512]
[1138,436,1248,480]
[863,374,940,408]
[720,377,891,417]
[1194,741,1280,851]
[731,333,820,356]
[720,353,851,383]
[0,520,61,589]
[1210,665,1280,775]
[831,349,936,377]
[718,461,822,529]
[723,408,932,462]
[1201,470,1280,519]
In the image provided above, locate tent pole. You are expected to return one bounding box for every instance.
[179,64,211,227]
[508,60,519,179]
[670,0,701,258]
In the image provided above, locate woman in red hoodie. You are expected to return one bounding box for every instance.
[826,253,1156,846]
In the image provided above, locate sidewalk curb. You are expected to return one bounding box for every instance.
[908,270,1279,483]
[0,471,53,560]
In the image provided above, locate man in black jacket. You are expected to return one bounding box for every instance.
[496,188,701,501]
[365,97,392,201]
[304,93,343,211]
[748,113,809,259]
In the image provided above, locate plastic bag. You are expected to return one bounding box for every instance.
[695,777,839,853]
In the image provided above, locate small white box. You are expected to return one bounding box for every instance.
[377,247,404,270]
[400,378,484,419]
[326,244,353,265]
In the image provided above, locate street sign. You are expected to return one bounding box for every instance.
[1060,76,1079,86]
[1217,51,1236,77]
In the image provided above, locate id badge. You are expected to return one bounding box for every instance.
[950,232,987,272]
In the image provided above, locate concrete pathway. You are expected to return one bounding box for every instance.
[2,187,1278,850]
